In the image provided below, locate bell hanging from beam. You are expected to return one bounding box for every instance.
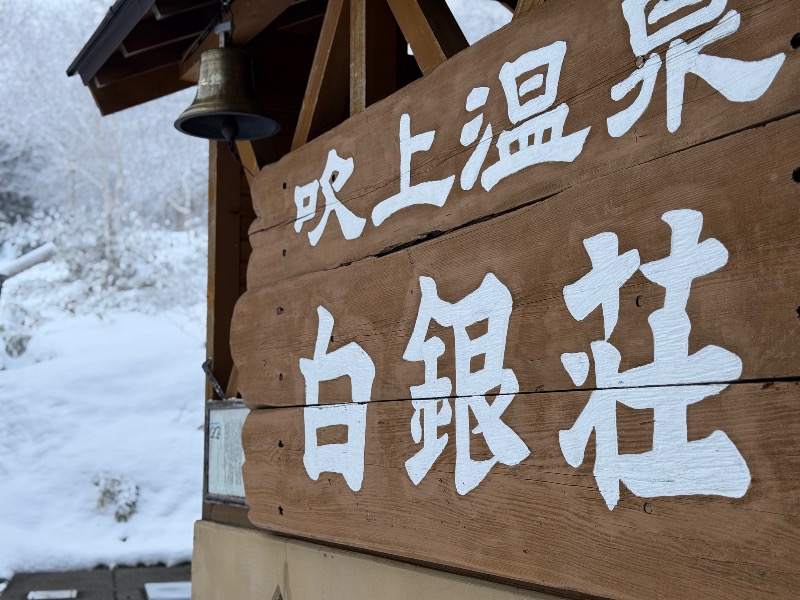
[174,20,280,141]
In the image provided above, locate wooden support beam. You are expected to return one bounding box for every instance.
[385,0,467,76]
[350,0,397,116]
[121,6,217,57]
[223,138,266,400]
[514,0,546,19]
[236,141,261,187]
[179,0,294,82]
[291,0,350,150]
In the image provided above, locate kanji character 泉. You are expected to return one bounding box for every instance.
[294,149,366,246]
[481,40,590,191]
[300,306,375,492]
[608,0,785,136]
[371,113,456,226]
[403,273,530,495]
[559,209,750,510]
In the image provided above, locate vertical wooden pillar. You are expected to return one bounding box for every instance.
[206,141,243,399]
[350,0,397,115]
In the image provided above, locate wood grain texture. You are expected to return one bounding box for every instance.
[245,0,799,290]
[232,114,800,408]
[243,381,800,599]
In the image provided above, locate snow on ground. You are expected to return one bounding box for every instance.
[0,241,206,580]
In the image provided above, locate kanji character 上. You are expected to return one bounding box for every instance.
[371,113,456,226]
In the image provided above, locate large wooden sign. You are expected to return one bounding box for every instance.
[231,0,799,598]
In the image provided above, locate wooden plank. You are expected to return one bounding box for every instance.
[93,40,187,88]
[292,0,350,150]
[193,521,562,600]
[245,0,799,289]
[385,0,468,76]
[120,6,217,56]
[232,113,800,408]
[153,0,216,20]
[350,0,398,115]
[89,63,192,116]
[513,0,545,19]
[243,381,800,599]
[207,141,243,399]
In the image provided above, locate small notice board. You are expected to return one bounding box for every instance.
[204,399,249,505]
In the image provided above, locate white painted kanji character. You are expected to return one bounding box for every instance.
[559,209,750,509]
[608,0,785,136]
[481,41,591,191]
[561,232,640,386]
[300,306,375,492]
[294,149,366,246]
[404,274,530,494]
[371,114,456,226]
[459,86,493,191]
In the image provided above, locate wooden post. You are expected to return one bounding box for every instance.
[206,140,242,400]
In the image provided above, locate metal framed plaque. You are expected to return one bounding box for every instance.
[204,399,249,505]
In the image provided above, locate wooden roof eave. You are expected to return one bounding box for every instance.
[67,0,297,116]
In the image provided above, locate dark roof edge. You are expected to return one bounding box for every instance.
[67,0,156,84]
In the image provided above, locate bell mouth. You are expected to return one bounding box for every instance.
[174,111,281,140]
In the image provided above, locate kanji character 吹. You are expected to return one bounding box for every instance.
[559,209,750,510]
[459,86,493,191]
[371,113,456,226]
[404,273,530,494]
[608,0,785,136]
[300,306,375,492]
[481,40,591,191]
[294,149,366,246]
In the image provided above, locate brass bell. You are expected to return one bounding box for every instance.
[175,47,280,141]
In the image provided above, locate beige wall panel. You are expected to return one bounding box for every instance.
[192,520,562,600]
[192,521,285,600]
